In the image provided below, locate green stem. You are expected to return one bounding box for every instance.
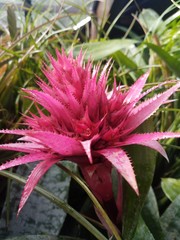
[57,163,122,240]
[0,170,108,240]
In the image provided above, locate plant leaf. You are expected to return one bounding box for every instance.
[123,71,149,103]
[160,195,180,240]
[7,6,18,39]
[98,148,138,194]
[121,132,180,160]
[125,82,180,132]
[112,51,142,74]
[0,142,45,153]
[18,158,59,215]
[145,42,180,77]
[141,187,164,240]
[122,119,157,240]
[161,178,180,201]
[132,216,155,240]
[27,131,85,157]
[73,39,138,61]
[0,152,47,171]
[138,9,165,34]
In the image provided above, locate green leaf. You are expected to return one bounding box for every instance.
[142,187,164,240]
[160,195,180,240]
[7,6,18,40]
[145,42,180,77]
[2,235,84,240]
[161,178,180,201]
[73,39,138,61]
[138,9,165,34]
[122,119,157,240]
[132,217,155,240]
[112,51,139,71]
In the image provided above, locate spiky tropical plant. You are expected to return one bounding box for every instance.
[0,1,180,240]
[0,50,179,236]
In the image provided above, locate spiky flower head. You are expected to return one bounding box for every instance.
[0,50,180,225]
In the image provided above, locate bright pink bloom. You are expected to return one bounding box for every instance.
[0,50,180,226]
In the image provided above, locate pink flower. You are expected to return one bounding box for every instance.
[0,50,180,225]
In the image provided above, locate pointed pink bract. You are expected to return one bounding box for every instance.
[98,148,139,195]
[123,71,149,104]
[18,158,59,215]
[0,153,47,171]
[125,82,180,132]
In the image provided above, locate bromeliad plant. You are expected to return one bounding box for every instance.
[0,50,180,237]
